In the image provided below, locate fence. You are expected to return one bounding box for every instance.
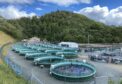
[0,43,43,84]
[93,76,122,84]
[4,56,44,84]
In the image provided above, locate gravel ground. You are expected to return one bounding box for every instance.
[7,50,122,84]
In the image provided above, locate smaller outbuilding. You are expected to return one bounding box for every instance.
[28,37,40,44]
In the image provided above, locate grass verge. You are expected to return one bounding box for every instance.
[0,31,29,84]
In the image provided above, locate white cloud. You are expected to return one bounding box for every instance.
[0,0,33,4]
[36,7,42,11]
[0,6,36,19]
[38,0,91,6]
[75,5,122,26]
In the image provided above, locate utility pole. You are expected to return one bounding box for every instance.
[87,32,90,52]
[88,34,90,45]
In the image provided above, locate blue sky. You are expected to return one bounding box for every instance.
[0,0,122,26]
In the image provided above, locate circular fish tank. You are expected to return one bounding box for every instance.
[50,61,96,82]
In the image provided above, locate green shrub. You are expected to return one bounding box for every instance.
[120,78,122,84]
[108,78,115,84]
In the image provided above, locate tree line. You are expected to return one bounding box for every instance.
[1,11,122,43]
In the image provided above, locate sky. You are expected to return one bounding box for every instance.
[0,0,122,26]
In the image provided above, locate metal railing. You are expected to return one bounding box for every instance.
[5,56,44,84]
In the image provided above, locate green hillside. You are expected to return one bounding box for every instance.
[0,31,15,45]
[0,31,28,84]
[0,17,23,39]
[1,11,122,43]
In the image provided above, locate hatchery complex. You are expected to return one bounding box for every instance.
[5,42,122,84]
[11,42,96,82]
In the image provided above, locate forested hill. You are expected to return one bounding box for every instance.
[1,11,122,43]
[0,17,23,39]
